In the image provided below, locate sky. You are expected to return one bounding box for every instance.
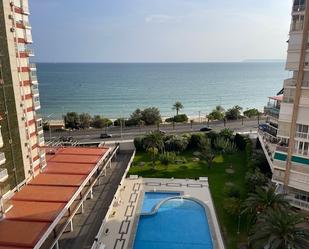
[29,0,292,63]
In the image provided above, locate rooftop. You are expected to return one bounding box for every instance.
[0,147,110,249]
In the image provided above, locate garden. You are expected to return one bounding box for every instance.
[129,129,309,249]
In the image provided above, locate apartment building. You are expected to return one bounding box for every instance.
[0,0,45,202]
[259,0,309,211]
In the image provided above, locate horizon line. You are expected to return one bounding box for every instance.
[35,59,285,64]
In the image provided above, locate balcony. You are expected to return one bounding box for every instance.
[0,152,6,166]
[30,74,38,84]
[38,135,45,146]
[293,5,306,12]
[31,85,39,95]
[276,145,289,153]
[29,63,37,71]
[0,168,8,183]
[264,104,280,119]
[284,78,296,87]
[296,131,309,140]
[33,97,41,110]
[24,48,34,56]
[21,0,30,14]
[23,21,31,29]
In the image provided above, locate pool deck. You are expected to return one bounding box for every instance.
[92,177,225,249]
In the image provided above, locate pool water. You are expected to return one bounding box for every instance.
[133,192,214,249]
[141,192,180,213]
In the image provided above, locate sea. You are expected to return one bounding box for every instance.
[37,62,288,119]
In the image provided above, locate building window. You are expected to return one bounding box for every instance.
[283,88,295,103]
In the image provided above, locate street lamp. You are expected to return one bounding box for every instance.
[46,113,54,141]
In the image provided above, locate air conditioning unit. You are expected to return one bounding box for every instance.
[10,27,15,32]
[8,14,14,20]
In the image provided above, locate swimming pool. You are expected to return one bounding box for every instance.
[133,192,214,249]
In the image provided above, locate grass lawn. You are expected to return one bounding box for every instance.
[129,150,248,249]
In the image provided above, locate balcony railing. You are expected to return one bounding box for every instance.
[31,85,39,95]
[30,74,38,83]
[276,145,289,153]
[24,48,34,56]
[296,131,309,140]
[0,168,8,183]
[284,78,296,87]
[0,152,6,165]
[34,99,41,110]
[23,21,31,29]
[264,105,280,119]
[293,5,306,12]
[29,63,36,70]
[286,196,309,211]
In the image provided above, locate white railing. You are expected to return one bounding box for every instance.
[0,168,8,183]
[29,63,36,70]
[0,153,6,165]
[31,85,39,95]
[24,48,34,56]
[30,74,38,83]
[286,196,309,211]
[296,131,309,140]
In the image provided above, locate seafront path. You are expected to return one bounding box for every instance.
[45,117,264,143]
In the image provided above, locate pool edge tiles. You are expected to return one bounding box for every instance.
[93,178,225,249]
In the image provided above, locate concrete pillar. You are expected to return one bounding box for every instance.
[80,202,84,214]
[70,220,74,232]
[54,241,59,249]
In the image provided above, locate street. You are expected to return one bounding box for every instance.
[44,117,264,144]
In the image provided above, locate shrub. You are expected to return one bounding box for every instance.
[141,107,162,125]
[223,197,242,216]
[224,185,241,198]
[234,133,247,150]
[113,118,126,127]
[165,114,188,123]
[219,128,234,140]
[64,112,80,129]
[225,105,243,120]
[213,137,237,154]
[164,135,189,152]
[159,152,176,166]
[188,133,205,149]
[243,108,260,118]
[174,114,188,123]
[134,136,145,152]
[245,169,270,193]
[91,115,112,128]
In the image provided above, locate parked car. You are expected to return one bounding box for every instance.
[200,126,212,132]
[100,133,112,139]
[59,136,73,142]
[258,124,268,131]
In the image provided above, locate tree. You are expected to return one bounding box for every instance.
[172,101,184,115]
[79,113,92,129]
[198,137,215,169]
[213,137,237,154]
[141,107,162,125]
[245,169,270,193]
[243,184,290,218]
[207,105,225,121]
[91,115,112,129]
[164,135,189,152]
[243,108,260,118]
[143,131,164,152]
[64,112,80,129]
[147,147,159,168]
[223,197,242,216]
[225,105,243,120]
[127,108,143,126]
[249,210,309,249]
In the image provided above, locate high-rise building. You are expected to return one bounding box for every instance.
[259,0,309,211]
[0,0,45,200]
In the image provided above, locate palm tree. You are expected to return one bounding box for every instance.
[143,131,164,152]
[249,210,309,249]
[198,137,215,169]
[243,185,290,215]
[172,101,184,116]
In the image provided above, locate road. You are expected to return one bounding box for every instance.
[45,118,264,144]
